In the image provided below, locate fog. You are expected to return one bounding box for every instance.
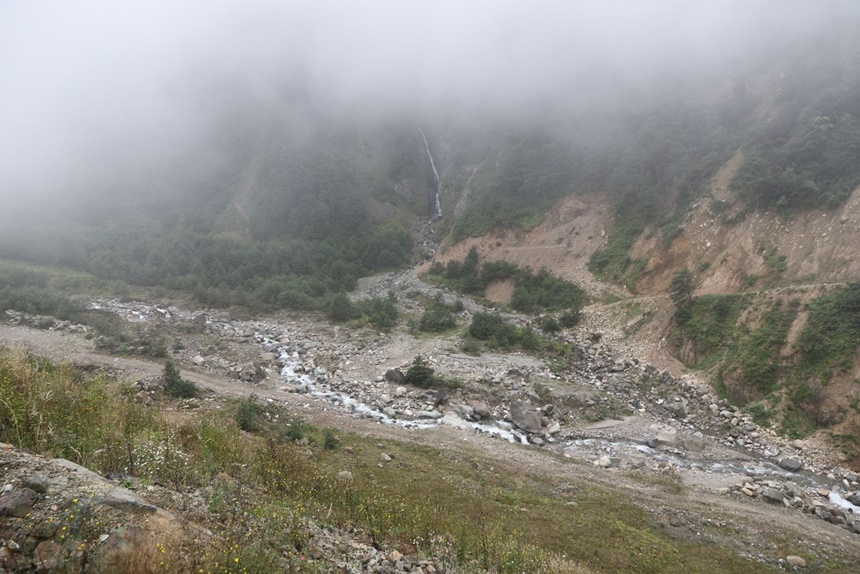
[0,0,857,208]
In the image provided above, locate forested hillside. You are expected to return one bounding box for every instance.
[3,7,859,314]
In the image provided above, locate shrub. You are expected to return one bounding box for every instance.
[163,358,199,398]
[403,355,438,388]
[236,394,264,433]
[327,292,358,322]
[539,316,561,334]
[559,309,581,328]
[323,428,339,450]
[468,313,520,348]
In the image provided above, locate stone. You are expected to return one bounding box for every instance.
[385,369,405,384]
[684,431,707,452]
[34,540,68,572]
[191,355,205,366]
[761,487,784,504]
[394,386,408,398]
[668,401,688,419]
[546,421,561,435]
[468,400,492,420]
[654,428,677,447]
[337,471,354,483]
[786,555,806,568]
[783,481,802,498]
[135,391,153,405]
[509,401,543,433]
[778,458,802,472]
[380,453,392,462]
[594,455,612,468]
[24,473,51,494]
[98,488,157,514]
[0,488,37,517]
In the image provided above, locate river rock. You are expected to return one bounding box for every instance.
[778,458,803,472]
[510,401,543,433]
[786,555,807,567]
[684,431,707,452]
[468,400,492,420]
[761,487,784,504]
[653,427,677,447]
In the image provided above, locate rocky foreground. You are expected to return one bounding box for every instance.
[3,270,860,571]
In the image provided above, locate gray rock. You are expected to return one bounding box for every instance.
[385,369,405,384]
[594,455,612,468]
[510,401,543,433]
[761,487,784,504]
[98,488,158,514]
[786,555,807,568]
[783,481,802,498]
[380,453,392,463]
[655,428,677,447]
[668,401,688,419]
[778,458,803,472]
[191,355,206,366]
[0,488,37,517]
[336,470,354,482]
[468,400,492,420]
[23,473,50,494]
[684,431,707,452]
[394,386,408,398]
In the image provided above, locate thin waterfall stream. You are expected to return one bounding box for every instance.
[419,128,443,219]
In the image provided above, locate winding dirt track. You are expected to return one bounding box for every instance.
[2,322,859,565]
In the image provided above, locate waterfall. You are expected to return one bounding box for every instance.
[419,128,443,219]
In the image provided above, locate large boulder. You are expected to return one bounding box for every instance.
[778,458,803,472]
[510,401,543,433]
[684,431,707,452]
[385,369,405,384]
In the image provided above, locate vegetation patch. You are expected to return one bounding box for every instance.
[672,294,747,367]
[796,282,860,378]
[426,248,587,316]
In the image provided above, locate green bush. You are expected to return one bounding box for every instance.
[539,316,561,334]
[403,355,439,388]
[559,309,581,328]
[163,358,199,398]
[236,394,264,433]
[327,292,358,322]
[796,282,860,377]
[426,253,586,316]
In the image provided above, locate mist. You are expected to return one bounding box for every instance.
[1,0,857,210]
